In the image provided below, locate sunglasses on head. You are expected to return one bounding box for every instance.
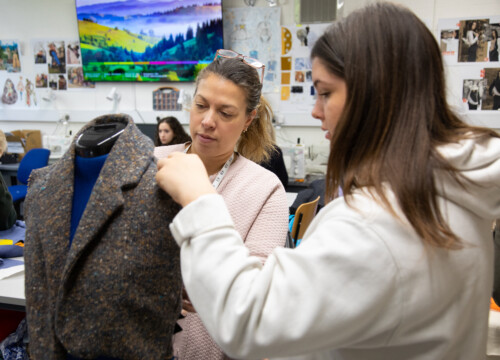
[214,49,265,84]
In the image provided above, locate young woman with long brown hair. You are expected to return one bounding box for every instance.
[156,3,500,359]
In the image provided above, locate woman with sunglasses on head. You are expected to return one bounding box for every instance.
[157,3,500,359]
[155,116,191,146]
[155,49,289,359]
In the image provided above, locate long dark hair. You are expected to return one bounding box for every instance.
[468,20,478,32]
[311,2,498,249]
[155,116,191,146]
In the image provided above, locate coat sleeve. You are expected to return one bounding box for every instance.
[24,174,66,360]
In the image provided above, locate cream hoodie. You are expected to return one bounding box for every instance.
[170,135,500,360]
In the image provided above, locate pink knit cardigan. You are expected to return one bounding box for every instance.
[155,144,289,359]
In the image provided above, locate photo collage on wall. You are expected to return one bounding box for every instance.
[439,16,500,113]
[0,39,31,108]
[279,23,329,114]
[32,39,95,91]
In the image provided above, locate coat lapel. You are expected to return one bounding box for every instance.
[57,115,154,291]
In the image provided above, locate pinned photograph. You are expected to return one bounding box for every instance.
[295,57,310,71]
[33,41,47,64]
[58,74,67,90]
[458,19,489,62]
[35,73,48,88]
[488,23,500,62]
[67,41,81,65]
[440,29,459,56]
[295,71,305,83]
[47,41,66,74]
[482,68,500,110]
[68,66,84,88]
[0,40,22,72]
[463,79,487,110]
[49,74,58,90]
[296,26,310,47]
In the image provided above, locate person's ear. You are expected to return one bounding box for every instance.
[245,109,257,128]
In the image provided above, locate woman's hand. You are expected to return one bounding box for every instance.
[156,152,216,207]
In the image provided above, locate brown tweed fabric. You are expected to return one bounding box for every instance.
[24,114,182,360]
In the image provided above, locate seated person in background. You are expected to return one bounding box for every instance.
[155,116,191,146]
[258,121,288,188]
[0,130,17,230]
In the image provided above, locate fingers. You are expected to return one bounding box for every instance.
[155,152,217,207]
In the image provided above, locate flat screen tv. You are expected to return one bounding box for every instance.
[75,0,223,82]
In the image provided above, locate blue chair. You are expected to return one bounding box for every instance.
[8,148,50,203]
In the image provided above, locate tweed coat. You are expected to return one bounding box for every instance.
[24,114,182,360]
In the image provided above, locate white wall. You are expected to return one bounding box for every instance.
[0,0,499,166]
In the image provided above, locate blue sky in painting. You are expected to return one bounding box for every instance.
[76,0,222,38]
[76,0,219,16]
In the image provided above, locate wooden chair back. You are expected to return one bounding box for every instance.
[291,196,320,245]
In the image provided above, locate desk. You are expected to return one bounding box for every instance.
[0,163,19,187]
[286,174,324,193]
[0,257,25,312]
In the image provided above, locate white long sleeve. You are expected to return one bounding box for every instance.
[467,30,478,45]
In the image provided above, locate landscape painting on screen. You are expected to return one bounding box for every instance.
[75,0,223,82]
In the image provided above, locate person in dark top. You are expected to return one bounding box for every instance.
[258,120,288,188]
[0,130,17,229]
[260,144,288,188]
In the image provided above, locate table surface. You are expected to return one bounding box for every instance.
[0,163,20,171]
[0,257,25,310]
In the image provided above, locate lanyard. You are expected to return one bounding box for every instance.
[184,144,235,190]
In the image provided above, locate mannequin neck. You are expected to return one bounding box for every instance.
[76,121,126,158]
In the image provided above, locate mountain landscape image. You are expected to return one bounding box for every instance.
[75,0,223,82]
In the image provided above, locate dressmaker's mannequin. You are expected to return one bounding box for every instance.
[24,115,182,360]
[70,121,126,245]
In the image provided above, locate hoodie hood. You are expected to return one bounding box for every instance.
[436,135,500,220]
